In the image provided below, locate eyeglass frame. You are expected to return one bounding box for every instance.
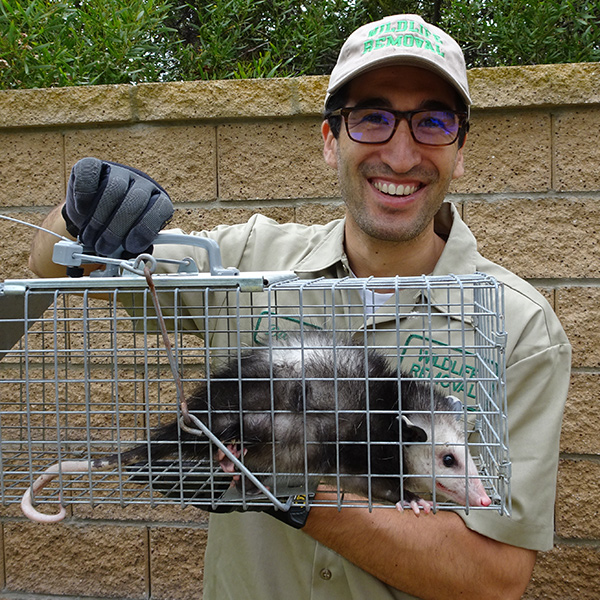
[327,106,470,147]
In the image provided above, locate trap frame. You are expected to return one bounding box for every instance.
[0,234,511,518]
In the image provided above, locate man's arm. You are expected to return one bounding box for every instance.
[29,203,90,277]
[303,493,536,600]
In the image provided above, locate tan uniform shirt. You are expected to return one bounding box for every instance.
[154,202,571,599]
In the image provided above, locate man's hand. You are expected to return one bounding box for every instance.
[125,457,314,529]
[62,157,174,257]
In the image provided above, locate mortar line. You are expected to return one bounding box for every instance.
[214,125,220,203]
[144,525,151,599]
[550,110,557,191]
[0,522,6,591]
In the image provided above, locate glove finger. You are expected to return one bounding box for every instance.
[77,164,134,253]
[122,192,174,254]
[64,157,104,227]
[93,177,156,256]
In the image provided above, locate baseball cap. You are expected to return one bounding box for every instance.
[325,14,471,108]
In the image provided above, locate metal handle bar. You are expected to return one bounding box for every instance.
[52,231,240,277]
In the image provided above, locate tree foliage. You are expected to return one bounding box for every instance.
[0,0,176,88]
[1,0,599,89]
[443,0,600,68]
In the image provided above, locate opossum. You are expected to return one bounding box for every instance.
[21,334,491,522]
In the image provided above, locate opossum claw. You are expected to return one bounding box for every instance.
[395,498,433,516]
[414,499,433,515]
[216,443,247,473]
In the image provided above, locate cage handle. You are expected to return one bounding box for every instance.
[52,232,239,277]
[151,232,239,277]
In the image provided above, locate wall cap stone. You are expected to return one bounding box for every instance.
[0,84,134,129]
[0,63,598,129]
[468,63,600,109]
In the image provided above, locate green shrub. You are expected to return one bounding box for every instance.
[1,0,599,90]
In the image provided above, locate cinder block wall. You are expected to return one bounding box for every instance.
[0,63,598,599]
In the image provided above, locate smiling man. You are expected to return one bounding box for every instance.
[323,65,466,278]
[29,14,571,600]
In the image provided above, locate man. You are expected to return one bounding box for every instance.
[29,14,570,600]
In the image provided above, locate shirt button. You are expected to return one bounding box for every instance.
[320,568,332,580]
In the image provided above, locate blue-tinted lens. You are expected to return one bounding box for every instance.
[346,109,395,143]
[412,111,459,144]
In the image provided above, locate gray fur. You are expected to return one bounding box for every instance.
[21,333,490,522]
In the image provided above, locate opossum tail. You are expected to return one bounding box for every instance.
[19,416,193,523]
[21,460,84,523]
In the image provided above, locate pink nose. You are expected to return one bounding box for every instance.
[471,481,492,507]
[478,494,492,507]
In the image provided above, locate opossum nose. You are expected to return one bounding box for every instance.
[470,481,492,507]
[480,495,492,507]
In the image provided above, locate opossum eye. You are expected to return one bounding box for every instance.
[442,454,456,467]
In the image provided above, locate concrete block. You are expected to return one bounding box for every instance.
[556,288,600,369]
[3,522,147,597]
[468,63,600,109]
[452,111,551,194]
[0,85,133,129]
[169,206,295,234]
[75,502,210,525]
[217,120,337,201]
[0,209,46,280]
[136,78,298,122]
[295,75,329,114]
[555,459,600,539]
[463,197,600,279]
[554,107,600,191]
[0,525,4,590]
[0,131,64,207]
[149,526,208,600]
[64,124,217,203]
[295,202,345,225]
[561,373,600,455]
[524,544,600,600]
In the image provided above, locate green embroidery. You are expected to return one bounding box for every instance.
[252,311,322,345]
[400,334,496,400]
[363,19,444,58]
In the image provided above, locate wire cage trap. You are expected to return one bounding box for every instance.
[0,237,511,519]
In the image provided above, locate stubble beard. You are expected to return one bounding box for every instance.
[339,163,448,244]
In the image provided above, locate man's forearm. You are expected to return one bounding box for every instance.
[29,203,71,277]
[29,203,98,278]
[303,495,536,600]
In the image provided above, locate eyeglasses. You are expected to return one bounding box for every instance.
[329,107,468,146]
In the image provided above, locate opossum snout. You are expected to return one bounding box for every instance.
[434,448,492,508]
[466,479,492,508]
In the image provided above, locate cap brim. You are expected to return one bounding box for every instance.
[326,54,471,108]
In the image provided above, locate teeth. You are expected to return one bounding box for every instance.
[374,182,418,196]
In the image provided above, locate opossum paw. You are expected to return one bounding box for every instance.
[216,443,247,473]
[414,499,433,515]
[395,498,433,516]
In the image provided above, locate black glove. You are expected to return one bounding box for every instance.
[126,459,314,529]
[209,486,314,529]
[62,157,174,257]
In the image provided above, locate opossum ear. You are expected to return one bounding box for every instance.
[400,415,427,443]
[446,395,463,419]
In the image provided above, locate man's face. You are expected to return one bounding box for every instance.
[322,65,466,245]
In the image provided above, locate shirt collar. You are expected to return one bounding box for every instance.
[293,218,349,276]
[293,203,479,279]
[292,202,481,320]
[431,202,479,277]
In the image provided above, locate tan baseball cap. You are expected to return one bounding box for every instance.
[325,14,471,108]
